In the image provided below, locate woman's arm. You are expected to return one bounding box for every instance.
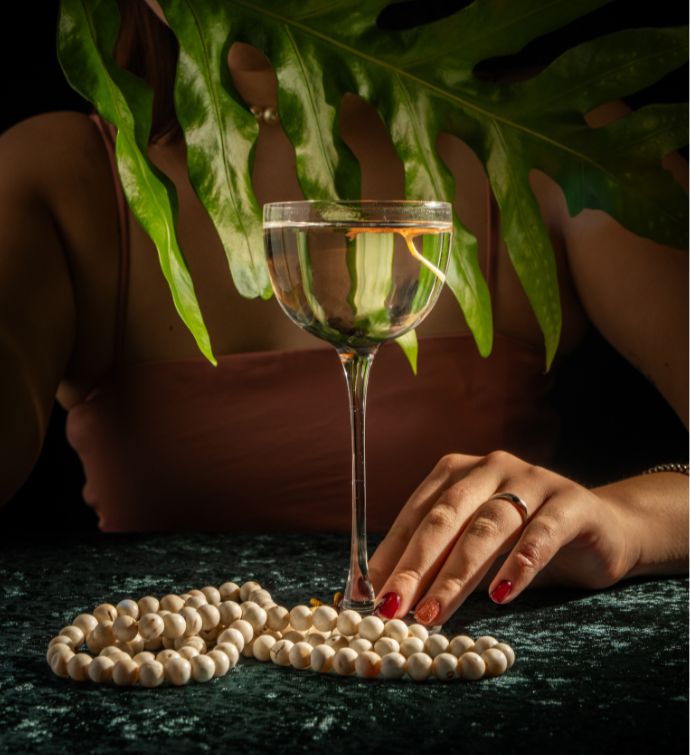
[0,116,77,505]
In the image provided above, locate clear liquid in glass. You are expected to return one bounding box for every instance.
[265,221,452,353]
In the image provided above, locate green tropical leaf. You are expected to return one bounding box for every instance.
[59,0,688,370]
[57,0,216,364]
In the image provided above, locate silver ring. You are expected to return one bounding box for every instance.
[488,492,529,523]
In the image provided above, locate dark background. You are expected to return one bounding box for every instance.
[1,1,687,532]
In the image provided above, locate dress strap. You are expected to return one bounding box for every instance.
[484,182,500,299]
[88,113,130,366]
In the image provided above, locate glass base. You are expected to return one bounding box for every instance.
[340,597,376,614]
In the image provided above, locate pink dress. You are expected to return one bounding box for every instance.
[66,116,558,533]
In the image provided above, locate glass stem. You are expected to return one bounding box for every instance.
[338,347,378,612]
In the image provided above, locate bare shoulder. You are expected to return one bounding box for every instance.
[1,111,109,200]
[1,111,122,407]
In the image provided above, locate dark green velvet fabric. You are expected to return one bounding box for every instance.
[1,533,687,754]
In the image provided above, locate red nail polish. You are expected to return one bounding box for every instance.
[414,597,441,625]
[374,592,401,619]
[490,580,513,604]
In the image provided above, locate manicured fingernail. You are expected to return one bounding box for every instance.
[414,597,441,626]
[374,592,401,619]
[490,580,513,604]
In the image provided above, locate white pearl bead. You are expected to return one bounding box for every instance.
[93,603,117,623]
[374,637,400,656]
[359,616,385,642]
[332,647,358,676]
[407,624,429,642]
[50,634,78,653]
[449,635,474,657]
[380,652,406,680]
[88,655,115,683]
[49,647,74,677]
[218,582,240,602]
[406,652,433,682]
[200,586,221,606]
[289,605,313,632]
[217,627,245,653]
[208,649,232,677]
[472,635,498,655]
[116,599,139,619]
[240,581,262,602]
[495,642,516,668]
[218,601,243,626]
[113,615,138,642]
[137,596,160,616]
[348,638,372,654]
[310,644,336,673]
[399,637,425,658]
[229,619,254,645]
[99,645,129,664]
[241,640,255,658]
[199,626,221,644]
[458,651,485,680]
[424,633,450,658]
[132,651,156,666]
[112,657,139,685]
[58,625,85,650]
[282,630,307,644]
[156,649,180,665]
[241,602,267,632]
[87,622,114,654]
[159,594,185,613]
[125,634,144,655]
[312,605,338,633]
[252,634,277,662]
[165,657,192,686]
[162,613,186,639]
[187,589,207,603]
[182,636,207,654]
[482,647,508,677]
[306,631,329,648]
[139,613,164,641]
[189,654,215,682]
[179,607,203,637]
[270,639,294,667]
[197,604,221,631]
[72,613,98,636]
[288,641,313,670]
[177,646,199,661]
[47,642,73,668]
[139,660,164,688]
[184,595,207,610]
[433,652,458,681]
[248,589,274,608]
[355,651,382,678]
[336,610,362,637]
[214,642,240,668]
[382,619,409,643]
[266,605,290,632]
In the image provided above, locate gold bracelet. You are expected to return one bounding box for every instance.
[642,463,689,476]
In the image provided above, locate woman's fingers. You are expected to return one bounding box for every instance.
[368,453,480,593]
[372,454,540,619]
[410,480,554,624]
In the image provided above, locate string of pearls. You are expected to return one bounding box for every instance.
[46,581,515,686]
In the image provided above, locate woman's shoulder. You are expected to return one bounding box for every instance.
[1,111,110,197]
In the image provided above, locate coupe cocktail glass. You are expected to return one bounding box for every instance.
[264,200,452,612]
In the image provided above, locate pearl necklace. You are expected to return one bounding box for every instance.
[46,580,515,686]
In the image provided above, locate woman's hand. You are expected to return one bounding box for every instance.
[368,451,647,625]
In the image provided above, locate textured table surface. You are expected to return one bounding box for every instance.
[1,533,687,754]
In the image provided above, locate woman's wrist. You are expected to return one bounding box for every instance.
[593,472,689,580]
